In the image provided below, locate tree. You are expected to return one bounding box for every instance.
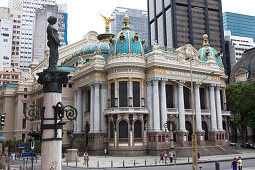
[226,81,255,145]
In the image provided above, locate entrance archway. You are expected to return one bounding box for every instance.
[185,121,192,141]
[202,121,208,140]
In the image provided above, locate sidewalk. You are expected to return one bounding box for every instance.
[63,150,255,168]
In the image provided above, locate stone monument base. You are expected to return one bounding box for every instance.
[66,149,78,162]
[209,130,226,145]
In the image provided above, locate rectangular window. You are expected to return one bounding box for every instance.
[23,103,27,113]
[133,81,140,107]
[111,83,115,107]
[119,81,127,107]
[166,85,174,108]
[22,118,26,129]
[184,86,190,109]
[24,88,27,92]
[200,88,206,110]
[22,134,25,142]
[24,95,27,98]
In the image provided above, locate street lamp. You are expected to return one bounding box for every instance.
[186,57,198,170]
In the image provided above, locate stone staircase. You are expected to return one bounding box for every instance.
[175,142,239,157]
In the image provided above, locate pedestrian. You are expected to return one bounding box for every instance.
[169,150,173,163]
[159,150,164,163]
[83,152,89,166]
[237,156,242,170]
[164,151,168,163]
[104,148,107,158]
[11,152,15,163]
[231,158,238,170]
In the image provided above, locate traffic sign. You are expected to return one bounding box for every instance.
[18,145,25,149]
[22,153,36,158]
[0,136,5,140]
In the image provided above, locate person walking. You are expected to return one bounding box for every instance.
[237,156,242,170]
[231,158,238,170]
[11,152,15,163]
[83,152,89,166]
[169,151,173,163]
[159,150,164,163]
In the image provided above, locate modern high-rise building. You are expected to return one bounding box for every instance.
[0,8,13,71]
[33,4,68,62]
[111,7,149,47]
[8,0,68,69]
[147,0,225,54]
[0,7,21,85]
[223,12,255,42]
[225,30,255,71]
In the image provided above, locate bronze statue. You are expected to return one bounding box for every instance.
[47,16,60,70]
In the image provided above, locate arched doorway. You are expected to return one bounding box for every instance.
[134,120,142,139]
[119,120,128,139]
[202,121,208,140]
[185,121,192,141]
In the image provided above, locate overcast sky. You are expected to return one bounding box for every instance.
[0,0,255,44]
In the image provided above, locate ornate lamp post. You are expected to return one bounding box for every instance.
[24,16,77,170]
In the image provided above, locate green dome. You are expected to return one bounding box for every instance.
[198,34,223,68]
[109,15,145,56]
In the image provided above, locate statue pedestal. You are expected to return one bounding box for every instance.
[66,149,78,162]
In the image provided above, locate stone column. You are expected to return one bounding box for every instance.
[77,88,83,132]
[100,84,108,132]
[147,81,153,131]
[215,86,223,131]
[82,89,87,132]
[160,79,168,131]
[194,83,202,132]
[209,84,217,131]
[94,83,100,132]
[90,85,95,133]
[74,91,78,132]
[42,93,62,170]
[152,79,161,132]
[128,77,133,107]
[178,81,186,131]
[114,79,118,107]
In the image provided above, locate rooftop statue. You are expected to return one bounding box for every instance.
[47,16,60,70]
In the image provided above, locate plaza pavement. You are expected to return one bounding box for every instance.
[63,149,255,168]
[5,149,255,169]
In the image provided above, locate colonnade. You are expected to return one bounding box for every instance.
[74,82,107,133]
[147,79,224,133]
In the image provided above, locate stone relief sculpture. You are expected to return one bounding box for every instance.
[47,16,60,70]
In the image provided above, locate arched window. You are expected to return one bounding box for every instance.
[119,120,128,138]
[134,120,142,138]
[110,121,114,139]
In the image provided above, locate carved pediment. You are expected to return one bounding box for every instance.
[176,44,199,62]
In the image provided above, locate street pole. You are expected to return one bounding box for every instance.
[190,58,198,170]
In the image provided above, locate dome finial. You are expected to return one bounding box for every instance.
[202,34,210,46]
[122,13,131,30]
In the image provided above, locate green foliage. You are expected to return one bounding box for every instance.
[226,81,255,143]
[74,139,84,145]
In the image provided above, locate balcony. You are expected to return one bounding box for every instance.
[104,107,149,115]
[167,108,178,114]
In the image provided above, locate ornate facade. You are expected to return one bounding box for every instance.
[0,15,231,156]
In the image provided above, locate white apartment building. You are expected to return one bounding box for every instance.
[0,15,13,71]
[8,0,59,69]
[225,31,255,70]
